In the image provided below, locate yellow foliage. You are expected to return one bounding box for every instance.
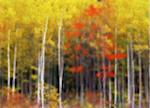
[134,44,149,51]
[44,85,59,108]
[47,38,55,47]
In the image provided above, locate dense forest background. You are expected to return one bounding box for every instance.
[0,0,150,108]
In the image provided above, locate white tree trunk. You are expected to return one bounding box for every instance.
[7,30,11,99]
[37,54,42,104]
[58,20,63,108]
[127,44,131,107]
[114,27,118,107]
[41,18,49,108]
[12,45,17,93]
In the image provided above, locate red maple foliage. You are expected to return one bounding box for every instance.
[85,5,101,17]
[88,33,95,40]
[65,31,72,40]
[96,71,115,78]
[72,31,80,37]
[82,48,89,56]
[69,65,84,73]
[91,24,97,30]
[64,43,71,49]
[65,31,80,39]
[96,72,103,78]
[105,53,127,61]
[73,22,84,30]
[103,33,113,39]
[106,71,115,78]
[74,44,82,51]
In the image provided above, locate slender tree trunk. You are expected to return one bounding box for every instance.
[148,1,150,106]
[41,18,49,108]
[58,20,64,108]
[144,64,149,107]
[80,73,84,105]
[121,64,125,107]
[108,62,112,108]
[96,51,102,108]
[75,74,79,100]
[7,30,11,99]
[130,35,135,108]
[127,43,131,107]
[102,53,106,108]
[148,27,150,107]
[138,52,142,108]
[114,27,118,107]
[12,45,17,93]
[37,54,41,104]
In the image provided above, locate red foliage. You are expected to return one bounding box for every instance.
[64,43,71,49]
[69,65,84,73]
[74,44,82,51]
[91,24,97,30]
[103,33,113,39]
[105,53,127,61]
[72,31,80,37]
[0,89,34,108]
[65,31,72,40]
[82,48,89,56]
[85,91,97,103]
[64,43,71,54]
[65,31,80,39]
[106,71,115,78]
[85,5,102,17]
[106,44,116,50]
[88,33,95,40]
[96,72,103,78]
[73,22,84,30]
[96,71,115,78]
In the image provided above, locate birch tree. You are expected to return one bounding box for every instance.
[12,45,17,93]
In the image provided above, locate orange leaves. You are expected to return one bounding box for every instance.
[65,31,72,40]
[85,5,102,17]
[105,53,127,61]
[73,22,84,30]
[103,33,113,39]
[88,33,95,40]
[85,91,97,103]
[72,31,80,37]
[106,71,115,78]
[91,24,97,30]
[65,31,80,40]
[74,44,82,51]
[64,43,71,49]
[96,72,103,78]
[82,48,89,56]
[65,22,84,40]
[96,71,115,78]
[69,65,84,73]
[1,89,32,107]
[64,43,71,54]
[0,24,6,32]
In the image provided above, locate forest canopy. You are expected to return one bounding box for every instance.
[0,0,150,108]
